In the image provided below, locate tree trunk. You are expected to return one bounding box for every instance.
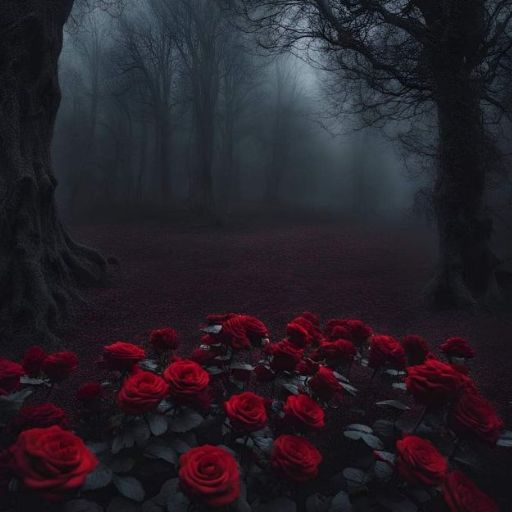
[0,1,106,343]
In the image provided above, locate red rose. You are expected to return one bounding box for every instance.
[326,319,372,344]
[291,315,322,344]
[369,335,405,369]
[254,363,275,382]
[76,382,103,404]
[21,346,46,378]
[286,322,312,348]
[405,358,469,407]
[450,389,503,444]
[208,314,268,349]
[118,370,169,415]
[190,344,227,367]
[440,337,475,360]
[224,392,268,432]
[11,426,98,498]
[401,335,430,366]
[316,339,356,365]
[103,342,145,372]
[270,340,303,372]
[179,445,240,507]
[271,435,322,482]
[296,358,320,375]
[150,327,179,352]
[395,435,447,486]
[300,311,320,327]
[283,394,324,430]
[41,352,78,383]
[309,366,342,402]
[9,404,69,435]
[163,360,210,407]
[443,471,498,512]
[0,359,24,394]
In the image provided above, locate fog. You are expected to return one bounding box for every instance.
[53,1,423,224]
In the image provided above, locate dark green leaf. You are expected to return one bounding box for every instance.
[83,465,113,491]
[147,414,168,436]
[376,400,410,411]
[111,456,136,474]
[306,493,331,512]
[144,442,178,465]
[168,409,204,433]
[63,499,103,512]
[167,492,189,512]
[345,424,373,433]
[113,475,145,503]
[329,491,353,512]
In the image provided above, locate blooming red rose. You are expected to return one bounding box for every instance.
[190,343,227,367]
[11,426,98,498]
[163,360,210,407]
[224,392,268,432]
[270,340,303,372]
[300,311,320,327]
[286,322,312,348]
[117,370,169,415]
[150,327,179,352]
[9,404,68,435]
[450,389,503,444]
[395,435,447,486]
[283,394,325,430]
[291,315,322,344]
[316,339,357,365]
[179,445,240,507]
[254,363,275,382]
[369,335,406,369]
[76,382,103,404]
[440,337,475,360]
[405,358,469,407]
[271,435,322,482]
[326,319,372,344]
[0,359,24,395]
[309,366,342,401]
[443,471,498,512]
[296,358,320,376]
[21,346,46,378]
[207,314,268,350]
[401,335,430,366]
[41,352,78,383]
[103,342,145,372]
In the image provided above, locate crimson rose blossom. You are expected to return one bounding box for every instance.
[326,319,372,344]
[207,313,268,349]
[309,366,342,401]
[296,358,319,376]
[41,352,78,383]
[450,389,503,444]
[401,335,430,366]
[9,404,68,434]
[290,315,322,344]
[103,341,145,372]
[270,340,304,372]
[396,435,447,486]
[283,394,325,430]
[76,382,103,404]
[0,359,24,395]
[286,321,312,348]
[11,426,98,499]
[179,445,240,507]
[150,327,179,352]
[163,360,210,407]
[118,370,169,415]
[21,346,46,378]
[368,335,406,369]
[315,339,357,365]
[440,337,475,359]
[443,471,498,512]
[224,392,268,432]
[271,435,322,482]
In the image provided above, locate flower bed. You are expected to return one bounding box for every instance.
[0,313,509,512]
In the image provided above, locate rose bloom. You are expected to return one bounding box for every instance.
[103,341,145,372]
[163,360,210,407]
[224,392,268,432]
[443,471,498,512]
[396,435,447,486]
[0,359,24,395]
[450,389,503,444]
[214,314,269,350]
[21,346,46,378]
[150,327,179,352]
[76,382,103,404]
[401,335,430,366]
[118,371,169,415]
[316,339,356,365]
[296,358,319,376]
[9,404,69,435]
[41,352,78,383]
[309,366,342,402]
[11,425,98,499]
[368,335,406,369]
[405,358,469,407]
[286,321,312,348]
[179,445,240,507]
[283,394,325,430]
[440,337,475,359]
[271,435,322,482]
[270,340,304,372]
[300,311,320,327]
[291,315,322,345]
[326,319,372,344]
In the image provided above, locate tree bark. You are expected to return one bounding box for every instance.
[0,1,107,343]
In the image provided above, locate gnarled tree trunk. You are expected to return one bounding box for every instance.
[0,1,106,343]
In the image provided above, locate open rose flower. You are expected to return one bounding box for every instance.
[118,370,169,415]
[42,352,78,383]
[270,340,303,372]
[208,314,268,349]
[0,359,24,395]
[405,358,469,407]
[290,315,322,344]
[443,471,498,512]
[440,337,475,360]
[179,445,240,507]
[9,404,69,435]
[150,327,179,352]
[314,339,356,365]
[224,392,268,432]
[11,426,98,499]
[309,366,342,401]
[21,346,46,378]
[286,321,312,347]
[163,359,210,408]
[296,358,319,376]
[401,335,430,366]
[283,394,325,430]
[103,342,145,372]
[449,389,503,444]
[326,319,372,344]
[396,435,447,486]
[369,335,406,369]
[271,435,322,482]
